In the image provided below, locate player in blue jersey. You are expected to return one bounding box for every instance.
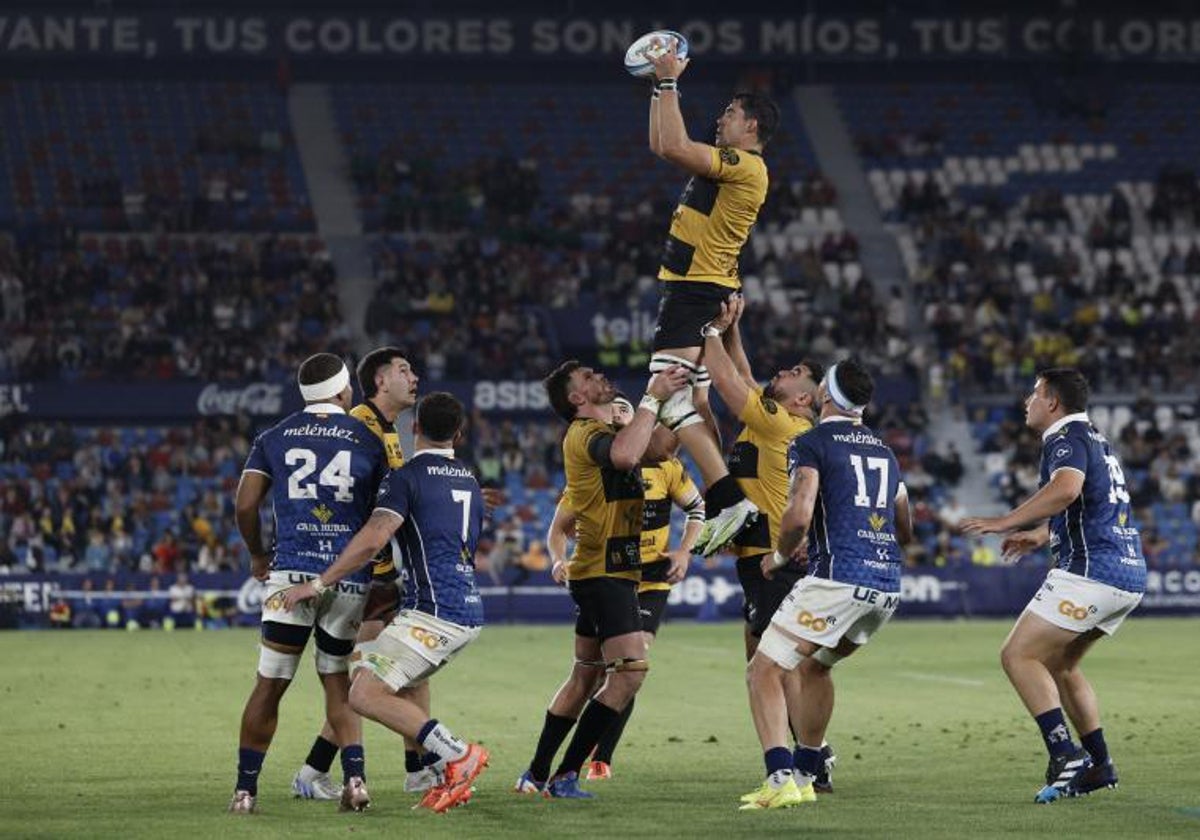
[962,368,1146,804]
[229,353,388,815]
[742,358,913,810]
[282,392,490,814]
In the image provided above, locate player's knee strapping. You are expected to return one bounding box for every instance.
[574,657,607,670]
[811,647,844,668]
[606,657,649,674]
[756,625,808,671]
[650,353,704,431]
[257,645,301,680]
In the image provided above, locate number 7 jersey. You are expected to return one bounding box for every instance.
[1039,413,1146,593]
[243,403,388,583]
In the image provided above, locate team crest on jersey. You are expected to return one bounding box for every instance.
[719,147,740,165]
[761,396,778,414]
[311,503,335,524]
[868,513,887,531]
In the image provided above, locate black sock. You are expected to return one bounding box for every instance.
[529,711,577,783]
[1081,728,1109,765]
[555,699,622,779]
[304,736,338,774]
[404,750,422,773]
[704,475,746,517]
[593,697,635,765]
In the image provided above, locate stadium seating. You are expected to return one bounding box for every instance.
[0,81,312,231]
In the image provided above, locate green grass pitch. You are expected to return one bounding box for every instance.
[2,618,1198,838]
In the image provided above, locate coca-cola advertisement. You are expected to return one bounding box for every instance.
[196,383,286,416]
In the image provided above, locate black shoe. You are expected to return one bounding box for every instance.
[813,744,836,794]
[1066,758,1118,797]
[1035,747,1092,804]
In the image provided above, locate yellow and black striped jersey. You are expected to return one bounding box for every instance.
[729,387,813,559]
[350,401,404,577]
[637,457,701,594]
[562,418,644,582]
[658,146,768,289]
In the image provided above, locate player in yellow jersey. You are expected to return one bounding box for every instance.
[545,396,705,780]
[701,296,839,794]
[646,45,782,557]
[293,347,425,801]
[515,360,687,799]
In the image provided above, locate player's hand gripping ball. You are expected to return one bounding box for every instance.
[624,30,689,78]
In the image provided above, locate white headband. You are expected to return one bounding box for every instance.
[825,363,866,414]
[298,365,350,402]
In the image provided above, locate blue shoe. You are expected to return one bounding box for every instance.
[547,771,594,799]
[514,769,547,796]
[1035,748,1092,804]
[1066,759,1118,797]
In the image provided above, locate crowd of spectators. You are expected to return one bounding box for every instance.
[0,419,251,575]
[0,233,348,383]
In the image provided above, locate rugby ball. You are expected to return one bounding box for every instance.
[624,30,688,78]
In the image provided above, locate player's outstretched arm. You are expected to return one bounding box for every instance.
[649,89,663,156]
[961,468,1084,536]
[649,46,714,177]
[721,296,757,389]
[702,300,753,419]
[767,466,820,578]
[235,471,273,581]
[281,510,401,609]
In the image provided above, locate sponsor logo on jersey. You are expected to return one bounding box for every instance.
[1058,599,1097,620]
[311,503,334,524]
[868,513,887,531]
[795,610,835,632]
[719,147,740,165]
[410,626,451,650]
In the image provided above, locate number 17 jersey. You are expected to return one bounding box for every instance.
[243,403,388,583]
[788,417,904,592]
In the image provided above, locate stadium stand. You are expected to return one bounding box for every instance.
[0,81,312,232]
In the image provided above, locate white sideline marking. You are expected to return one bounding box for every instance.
[898,671,985,687]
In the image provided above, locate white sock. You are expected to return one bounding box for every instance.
[767,769,793,789]
[420,722,468,764]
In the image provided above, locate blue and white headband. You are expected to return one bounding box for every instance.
[824,363,866,415]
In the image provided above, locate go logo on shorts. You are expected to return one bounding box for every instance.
[410,626,450,650]
[796,610,830,632]
[1057,599,1095,621]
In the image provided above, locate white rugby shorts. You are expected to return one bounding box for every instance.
[261,570,367,645]
[770,576,900,648]
[356,609,481,691]
[1026,568,1142,636]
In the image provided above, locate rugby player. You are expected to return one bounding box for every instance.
[742,359,912,809]
[962,368,1146,803]
[700,297,836,791]
[293,347,424,800]
[229,353,388,814]
[645,45,781,556]
[545,396,704,780]
[515,361,687,799]
[283,392,490,813]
